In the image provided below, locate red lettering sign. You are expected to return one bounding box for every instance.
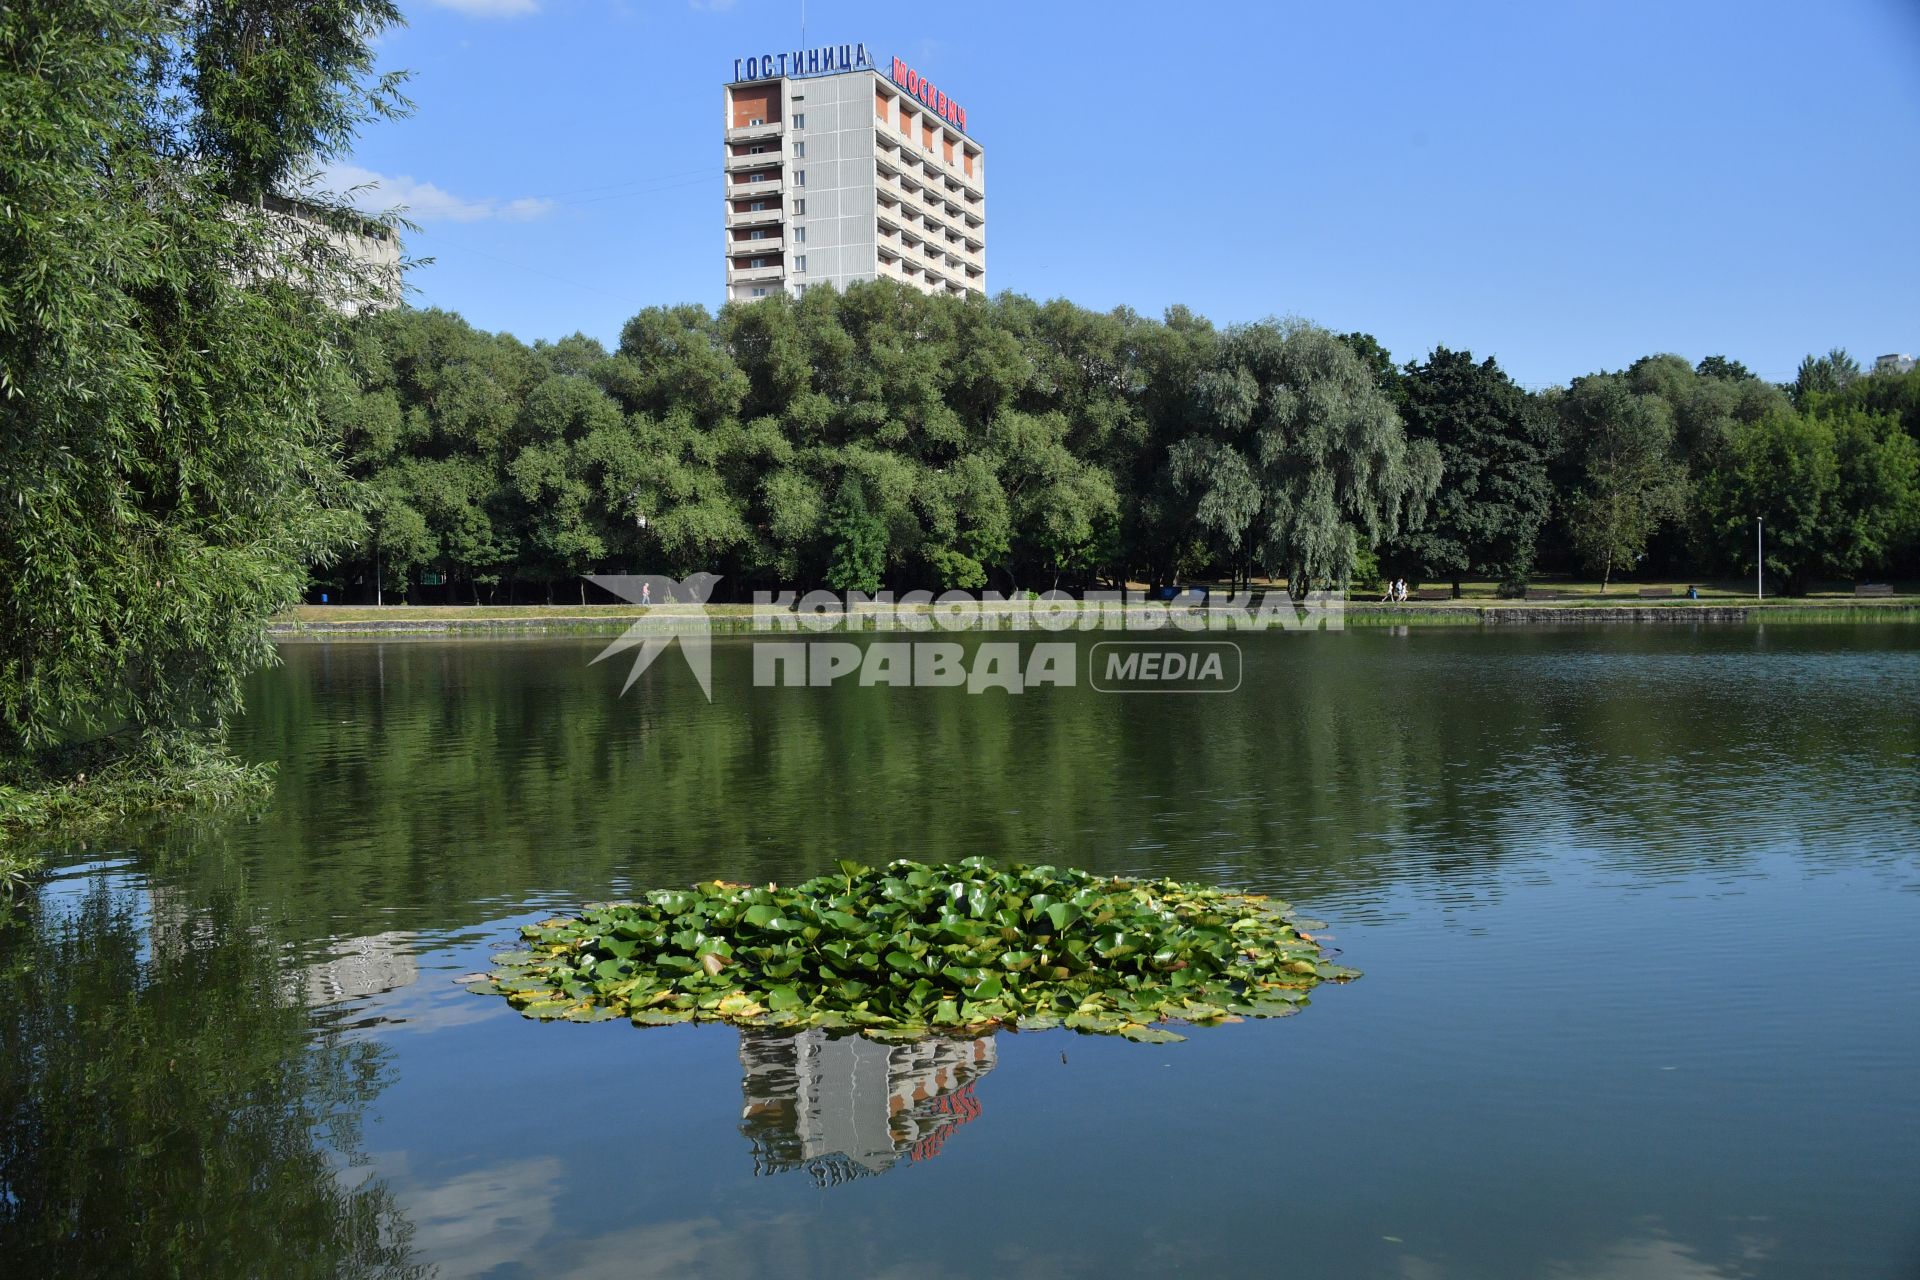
[889,58,970,133]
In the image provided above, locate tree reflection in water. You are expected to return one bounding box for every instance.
[738,1030,996,1186]
[0,870,424,1279]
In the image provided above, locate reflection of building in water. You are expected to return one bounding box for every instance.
[739,1031,995,1185]
[148,885,419,1008]
[303,930,419,1004]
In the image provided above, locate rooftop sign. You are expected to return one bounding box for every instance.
[727,45,975,138]
[734,43,873,84]
[889,57,968,135]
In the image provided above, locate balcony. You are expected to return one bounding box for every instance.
[725,149,782,172]
[729,234,784,255]
[726,122,782,144]
[727,261,785,284]
[728,175,783,198]
[727,204,782,229]
[905,184,961,233]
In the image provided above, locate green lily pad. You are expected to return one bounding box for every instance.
[476,860,1356,1042]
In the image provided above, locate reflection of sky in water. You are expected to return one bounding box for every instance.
[306,839,1917,1279]
[12,626,1916,1278]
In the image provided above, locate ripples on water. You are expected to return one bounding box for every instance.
[1,624,1916,1278]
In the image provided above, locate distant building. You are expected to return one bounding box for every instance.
[1873,353,1915,376]
[723,43,985,302]
[248,192,403,314]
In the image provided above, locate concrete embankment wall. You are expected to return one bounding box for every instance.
[268,601,1920,637]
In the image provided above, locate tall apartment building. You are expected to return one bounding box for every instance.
[724,45,985,303]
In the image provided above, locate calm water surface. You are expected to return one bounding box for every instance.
[3,625,1918,1278]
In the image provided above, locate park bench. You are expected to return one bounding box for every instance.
[1412,588,1452,601]
[1855,583,1894,597]
[1637,587,1675,598]
[1524,588,1567,600]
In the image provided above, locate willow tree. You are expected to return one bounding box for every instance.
[0,0,406,801]
[1170,320,1438,594]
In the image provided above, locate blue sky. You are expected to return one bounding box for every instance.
[335,0,1920,388]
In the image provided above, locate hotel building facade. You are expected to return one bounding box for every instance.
[723,45,985,303]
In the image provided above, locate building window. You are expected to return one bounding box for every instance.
[795,255,806,272]
[749,117,763,127]
[793,226,805,243]
[794,141,805,158]
[749,229,766,240]
[794,113,805,129]
[752,287,767,297]
[794,198,806,215]
[750,257,767,268]
[750,201,765,211]
[795,170,806,186]
[749,173,764,183]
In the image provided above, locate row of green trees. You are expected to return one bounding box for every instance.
[319,296,1920,603]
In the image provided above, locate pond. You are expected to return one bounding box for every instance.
[3,624,1917,1277]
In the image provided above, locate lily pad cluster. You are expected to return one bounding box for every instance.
[477,858,1356,1042]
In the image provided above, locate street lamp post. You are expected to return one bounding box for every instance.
[1756,517,1764,600]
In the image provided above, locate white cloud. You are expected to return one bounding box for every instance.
[426,0,539,16]
[320,163,556,224]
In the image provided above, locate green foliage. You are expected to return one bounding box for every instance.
[1802,365,1920,446]
[180,0,411,202]
[1556,375,1689,589]
[0,735,272,852]
[1823,410,1920,577]
[0,0,403,793]
[1695,354,1754,382]
[1171,320,1439,593]
[1694,410,1833,593]
[1791,347,1862,409]
[1694,408,1920,590]
[1334,331,1403,402]
[824,475,888,593]
[1626,352,1785,469]
[0,846,43,925]
[317,299,1920,598]
[479,858,1354,1041]
[1390,347,1553,590]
